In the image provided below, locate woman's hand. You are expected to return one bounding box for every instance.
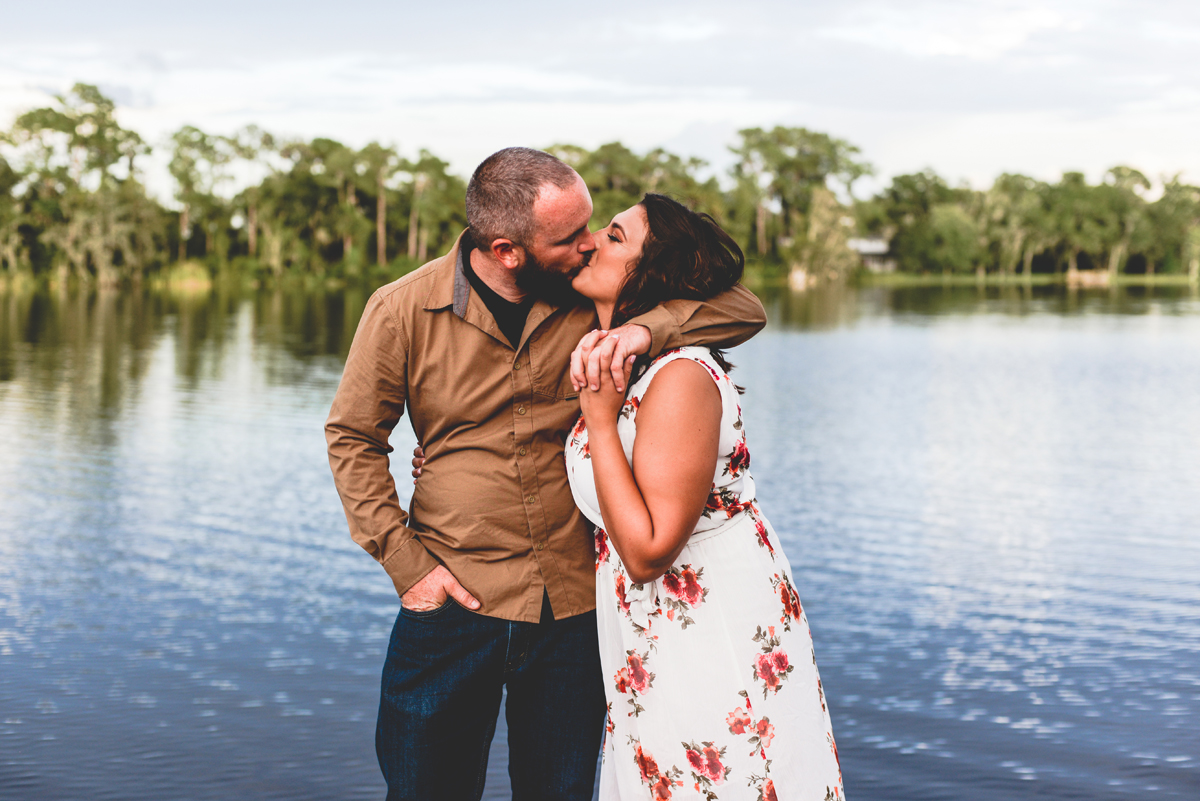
[570,326,651,393]
[579,351,636,427]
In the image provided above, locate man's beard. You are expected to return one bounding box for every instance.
[515,252,586,307]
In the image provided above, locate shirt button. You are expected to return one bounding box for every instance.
[517,406,526,415]
[536,542,545,551]
[514,362,522,370]
[518,447,527,456]
[526,495,537,504]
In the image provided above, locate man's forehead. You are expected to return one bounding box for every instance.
[533,178,592,241]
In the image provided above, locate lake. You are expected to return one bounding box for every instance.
[1,281,1198,800]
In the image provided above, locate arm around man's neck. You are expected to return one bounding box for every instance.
[626,283,767,358]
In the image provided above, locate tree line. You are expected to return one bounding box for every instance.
[1,83,1198,287]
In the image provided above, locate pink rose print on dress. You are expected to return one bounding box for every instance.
[636,743,659,784]
[651,774,677,800]
[627,650,653,693]
[595,529,610,570]
[751,626,795,698]
[633,741,684,799]
[747,770,777,801]
[703,489,725,517]
[754,652,782,694]
[696,359,723,383]
[753,517,776,558]
[702,487,751,519]
[619,396,640,419]
[728,695,776,758]
[724,438,751,477]
[660,564,708,628]
[569,415,590,458]
[683,740,730,800]
[774,573,803,629]
[618,649,655,716]
[754,717,775,752]
[726,706,751,735]
[829,732,844,795]
[662,565,704,605]
[615,572,631,615]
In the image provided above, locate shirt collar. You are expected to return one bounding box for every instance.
[422,230,471,319]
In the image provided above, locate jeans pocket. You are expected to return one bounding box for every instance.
[399,598,459,619]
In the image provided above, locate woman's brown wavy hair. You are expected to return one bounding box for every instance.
[611,193,746,377]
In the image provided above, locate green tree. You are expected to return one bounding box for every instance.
[401,150,464,262]
[926,204,982,273]
[981,174,1050,277]
[168,125,233,263]
[1096,166,1149,278]
[549,142,724,233]
[1052,172,1104,276]
[357,142,402,268]
[795,187,859,283]
[8,83,157,283]
[871,170,968,272]
[730,126,871,263]
[0,155,26,272]
[226,125,276,262]
[1144,177,1200,276]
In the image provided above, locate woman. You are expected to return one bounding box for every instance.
[565,194,844,801]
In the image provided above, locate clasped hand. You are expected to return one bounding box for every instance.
[569,324,650,395]
[573,328,641,425]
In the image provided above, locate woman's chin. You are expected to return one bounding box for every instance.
[570,277,594,300]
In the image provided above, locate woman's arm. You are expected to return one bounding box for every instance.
[579,359,722,584]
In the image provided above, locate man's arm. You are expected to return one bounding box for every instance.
[629,283,767,358]
[571,284,766,391]
[326,291,476,609]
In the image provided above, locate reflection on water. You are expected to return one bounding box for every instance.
[1,281,1198,800]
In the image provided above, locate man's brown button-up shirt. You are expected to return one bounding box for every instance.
[326,233,766,623]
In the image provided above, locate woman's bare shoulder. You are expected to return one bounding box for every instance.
[638,358,722,423]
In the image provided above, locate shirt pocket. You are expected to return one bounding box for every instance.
[529,342,580,401]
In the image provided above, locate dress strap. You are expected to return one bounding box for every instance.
[637,346,728,391]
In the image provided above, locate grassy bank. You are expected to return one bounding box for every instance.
[855,272,1198,288]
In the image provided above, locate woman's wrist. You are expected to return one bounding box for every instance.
[588,421,622,451]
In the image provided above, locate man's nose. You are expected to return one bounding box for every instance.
[579,229,597,253]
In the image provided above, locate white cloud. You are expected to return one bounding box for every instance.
[0,0,1197,198]
[817,1,1084,61]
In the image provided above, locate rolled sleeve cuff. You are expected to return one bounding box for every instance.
[381,536,441,597]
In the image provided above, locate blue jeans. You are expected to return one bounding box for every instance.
[376,592,606,801]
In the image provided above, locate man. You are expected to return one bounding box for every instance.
[326,147,765,801]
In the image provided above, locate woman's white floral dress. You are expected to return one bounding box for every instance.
[565,346,844,801]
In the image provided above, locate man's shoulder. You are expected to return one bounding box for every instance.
[372,257,450,316]
[374,261,441,304]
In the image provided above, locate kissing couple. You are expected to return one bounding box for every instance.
[327,147,843,800]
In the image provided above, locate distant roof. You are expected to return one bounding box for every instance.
[848,238,889,255]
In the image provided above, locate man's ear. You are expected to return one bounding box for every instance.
[489,239,526,271]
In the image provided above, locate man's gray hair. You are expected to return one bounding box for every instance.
[466,147,579,249]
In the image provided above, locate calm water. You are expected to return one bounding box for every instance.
[1,282,1198,800]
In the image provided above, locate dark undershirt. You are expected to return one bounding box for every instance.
[461,237,535,349]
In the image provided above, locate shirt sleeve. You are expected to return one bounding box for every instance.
[628,283,767,358]
[325,290,440,597]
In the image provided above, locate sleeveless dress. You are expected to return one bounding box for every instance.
[565,347,845,801]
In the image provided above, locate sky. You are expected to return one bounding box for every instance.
[1,0,1197,201]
